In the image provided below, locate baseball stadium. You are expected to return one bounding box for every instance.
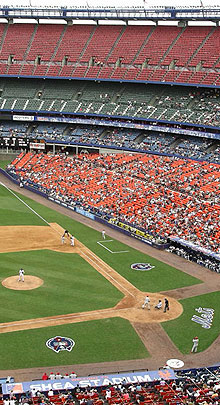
[0,2,220,404]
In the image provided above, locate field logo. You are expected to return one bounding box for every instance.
[131,263,155,271]
[191,307,214,329]
[46,336,75,353]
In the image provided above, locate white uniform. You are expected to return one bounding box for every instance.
[101,230,106,239]
[61,235,65,244]
[142,296,150,310]
[191,337,199,352]
[18,269,25,282]
[155,300,162,309]
[70,236,75,246]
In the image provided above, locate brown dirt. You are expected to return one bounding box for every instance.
[0,173,220,381]
[2,275,43,290]
[0,223,183,334]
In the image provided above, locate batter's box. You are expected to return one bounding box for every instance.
[97,239,129,254]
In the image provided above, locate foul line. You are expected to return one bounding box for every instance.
[97,240,129,254]
[80,249,135,298]
[0,181,61,236]
[0,307,131,330]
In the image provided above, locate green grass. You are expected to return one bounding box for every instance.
[0,318,149,369]
[162,291,220,354]
[0,185,47,226]
[0,250,122,322]
[0,160,11,169]
[0,185,202,292]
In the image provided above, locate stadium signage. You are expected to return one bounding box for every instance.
[13,115,34,121]
[191,307,214,329]
[29,142,45,150]
[108,218,155,244]
[46,336,75,353]
[131,263,155,271]
[75,206,95,220]
[2,369,176,394]
[36,116,220,141]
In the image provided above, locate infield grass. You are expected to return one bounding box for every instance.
[0,317,149,369]
[162,291,220,353]
[0,250,122,322]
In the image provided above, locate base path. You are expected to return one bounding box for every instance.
[0,223,183,333]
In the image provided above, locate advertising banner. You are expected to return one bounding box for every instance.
[2,369,176,394]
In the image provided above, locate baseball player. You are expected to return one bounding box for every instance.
[164,298,169,312]
[61,235,65,244]
[63,230,70,238]
[155,299,162,309]
[101,230,106,240]
[70,235,75,246]
[142,295,150,310]
[18,268,25,282]
[191,336,199,353]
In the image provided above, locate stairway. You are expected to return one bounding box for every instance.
[159,27,186,65]
[185,26,216,67]
[131,25,157,64]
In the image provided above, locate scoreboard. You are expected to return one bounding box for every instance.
[0,136,30,148]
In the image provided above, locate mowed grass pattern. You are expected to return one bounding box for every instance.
[0,318,149,369]
[162,291,220,353]
[0,250,122,322]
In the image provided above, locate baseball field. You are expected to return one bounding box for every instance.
[0,173,220,377]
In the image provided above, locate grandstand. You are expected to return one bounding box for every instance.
[0,4,220,397]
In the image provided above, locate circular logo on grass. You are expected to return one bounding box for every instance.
[131,263,155,271]
[46,336,75,353]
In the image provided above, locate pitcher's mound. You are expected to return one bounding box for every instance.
[2,276,43,290]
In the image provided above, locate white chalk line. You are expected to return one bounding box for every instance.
[0,181,61,236]
[0,181,135,299]
[0,307,131,330]
[97,241,114,253]
[97,240,129,254]
[80,249,136,298]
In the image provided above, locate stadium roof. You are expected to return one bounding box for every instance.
[1,5,220,22]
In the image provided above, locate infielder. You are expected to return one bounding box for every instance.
[61,235,65,244]
[101,230,106,240]
[142,295,150,310]
[191,336,199,353]
[18,268,25,282]
[70,235,75,246]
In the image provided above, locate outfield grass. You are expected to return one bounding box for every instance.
[0,318,149,369]
[0,160,11,169]
[0,185,47,226]
[0,250,122,322]
[162,291,220,354]
[0,184,202,292]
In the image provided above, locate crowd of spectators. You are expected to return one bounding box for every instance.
[166,244,220,273]
[2,366,220,405]
[1,121,220,164]
[8,152,220,253]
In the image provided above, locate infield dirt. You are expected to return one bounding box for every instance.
[0,222,183,334]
